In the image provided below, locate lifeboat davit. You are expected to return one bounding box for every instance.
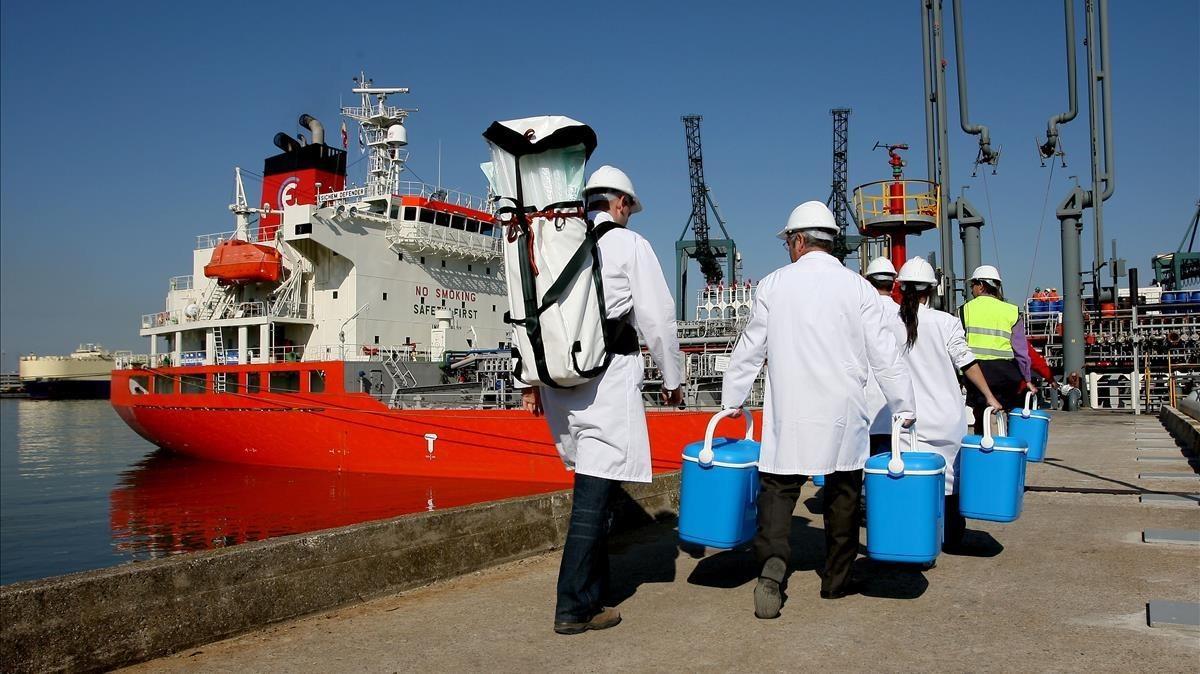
[204,240,283,284]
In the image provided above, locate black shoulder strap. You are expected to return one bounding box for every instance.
[593,221,622,240]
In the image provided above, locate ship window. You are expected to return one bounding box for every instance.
[383,292,388,301]
[295,223,312,235]
[420,297,425,305]
[153,375,175,395]
[420,256,425,265]
[461,301,466,308]
[397,252,403,261]
[404,206,417,220]
[467,264,473,272]
[480,223,494,236]
[180,374,207,394]
[309,370,326,393]
[390,206,399,219]
[333,291,339,300]
[374,335,380,344]
[245,372,261,393]
[435,211,450,227]
[405,336,411,344]
[130,375,150,394]
[440,260,446,268]
[466,219,479,233]
[492,305,496,312]
[418,209,436,224]
[441,299,446,307]
[486,267,491,275]
[269,371,301,393]
[451,215,465,230]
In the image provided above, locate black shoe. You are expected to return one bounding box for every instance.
[819,580,862,600]
[553,607,621,635]
[754,557,788,619]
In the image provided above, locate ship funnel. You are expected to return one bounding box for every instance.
[299,114,326,146]
[273,132,301,154]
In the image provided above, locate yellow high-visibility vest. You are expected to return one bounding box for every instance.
[961,295,1019,360]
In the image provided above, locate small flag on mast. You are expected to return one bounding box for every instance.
[340,121,349,150]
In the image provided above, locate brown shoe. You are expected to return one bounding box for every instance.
[554,607,622,635]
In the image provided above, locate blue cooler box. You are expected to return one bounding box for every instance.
[1009,393,1051,462]
[959,410,1028,522]
[680,410,759,549]
[865,449,946,564]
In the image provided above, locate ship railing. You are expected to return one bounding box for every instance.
[169,275,194,291]
[195,228,262,250]
[386,220,502,261]
[268,344,434,364]
[393,181,492,213]
[141,300,310,329]
[143,309,183,329]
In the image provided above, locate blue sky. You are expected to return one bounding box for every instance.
[1,0,1197,370]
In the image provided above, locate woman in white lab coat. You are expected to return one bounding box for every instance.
[894,257,1002,550]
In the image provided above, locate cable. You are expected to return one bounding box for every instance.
[980,169,1000,270]
[1024,160,1058,301]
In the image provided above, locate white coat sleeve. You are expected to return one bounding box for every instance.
[945,317,977,371]
[721,278,769,409]
[629,237,683,390]
[861,285,916,421]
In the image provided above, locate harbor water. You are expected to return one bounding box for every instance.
[0,399,558,585]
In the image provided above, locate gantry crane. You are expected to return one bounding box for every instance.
[676,114,738,320]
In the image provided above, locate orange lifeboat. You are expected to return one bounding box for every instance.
[204,240,283,284]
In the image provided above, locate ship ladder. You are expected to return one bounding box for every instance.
[382,348,418,407]
[211,328,227,392]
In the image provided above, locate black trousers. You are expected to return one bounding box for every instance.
[869,433,891,456]
[965,359,1026,434]
[944,493,967,549]
[555,473,615,623]
[754,470,863,594]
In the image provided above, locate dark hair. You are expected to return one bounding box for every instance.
[973,279,1004,301]
[898,283,932,349]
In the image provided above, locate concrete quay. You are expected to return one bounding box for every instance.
[124,410,1199,673]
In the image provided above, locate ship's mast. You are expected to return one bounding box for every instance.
[341,72,416,200]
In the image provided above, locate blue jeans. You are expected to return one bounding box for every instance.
[555,473,616,623]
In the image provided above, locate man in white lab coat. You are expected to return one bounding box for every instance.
[722,201,916,617]
[523,165,684,635]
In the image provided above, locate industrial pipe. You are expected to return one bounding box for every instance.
[1040,0,1078,158]
[299,114,326,146]
[273,132,301,154]
[951,0,999,165]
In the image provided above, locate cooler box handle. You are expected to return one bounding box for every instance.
[698,408,756,466]
[1020,391,1037,418]
[980,407,1007,450]
[887,415,917,476]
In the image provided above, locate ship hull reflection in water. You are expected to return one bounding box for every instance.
[110,452,559,558]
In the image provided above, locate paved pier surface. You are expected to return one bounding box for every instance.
[128,412,1199,672]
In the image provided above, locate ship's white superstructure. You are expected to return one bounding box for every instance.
[138,76,509,373]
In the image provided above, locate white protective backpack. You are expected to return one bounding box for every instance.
[482,116,635,388]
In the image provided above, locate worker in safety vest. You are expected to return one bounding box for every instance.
[863,257,904,455]
[960,265,1034,433]
[722,201,915,617]
[522,165,684,635]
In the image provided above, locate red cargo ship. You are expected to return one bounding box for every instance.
[114,75,758,483]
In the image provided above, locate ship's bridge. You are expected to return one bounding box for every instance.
[385,183,501,262]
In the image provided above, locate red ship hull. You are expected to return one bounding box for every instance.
[112,362,752,485]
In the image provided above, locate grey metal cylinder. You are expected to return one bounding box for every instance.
[1059,209,1086,382]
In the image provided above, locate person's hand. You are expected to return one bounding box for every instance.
[661,386,683,407]
[725,407,743,418]
[522,387,543,416]
[1026,381,1039,393]
[986,395,1004,414]
[901,416,916,429]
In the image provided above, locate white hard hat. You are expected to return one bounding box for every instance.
[865,257,897,279]
[970,265,1003,283]
[776,201,838,241]
[585,165,642,213]
[897,257,937,285]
